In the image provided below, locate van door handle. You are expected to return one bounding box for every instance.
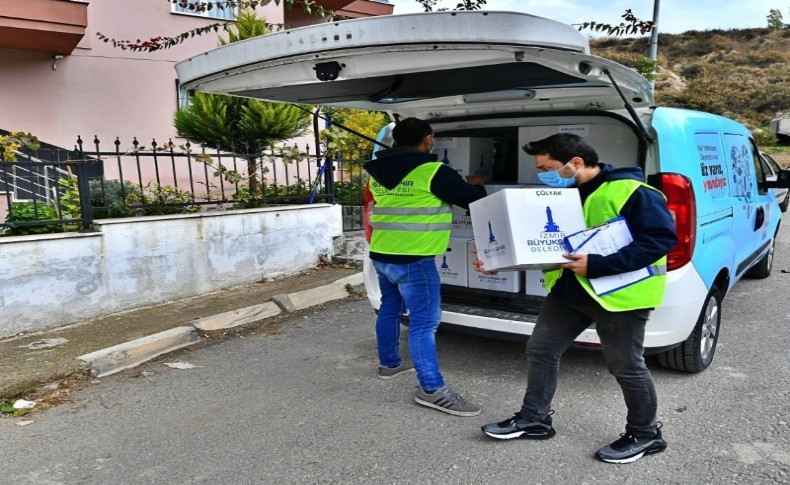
[754,206,765,231]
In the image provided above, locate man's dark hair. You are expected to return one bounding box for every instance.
[392,117,433,147]
[522,133,599,167]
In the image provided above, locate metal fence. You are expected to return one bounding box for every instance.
[0,136,367,237]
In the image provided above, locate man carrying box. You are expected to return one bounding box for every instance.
[364,117,487,416]
[473,133,677,463]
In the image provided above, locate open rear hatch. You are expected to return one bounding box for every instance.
[175,11,653,120]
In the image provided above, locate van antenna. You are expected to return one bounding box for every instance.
[602,68,654,144]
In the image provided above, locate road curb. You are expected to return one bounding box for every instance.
[77,326,200,378]
[77,272,363,378]
[193,302,282,331]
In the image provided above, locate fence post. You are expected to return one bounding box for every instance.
[74,139,93,232]
[324,153,335,204]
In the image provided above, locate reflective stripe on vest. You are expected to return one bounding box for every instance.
[369,162,452,256]
[543,179,668,312]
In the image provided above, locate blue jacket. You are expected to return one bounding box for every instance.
[579,164,677,279]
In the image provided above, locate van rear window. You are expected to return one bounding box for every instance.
[694,133,729,199]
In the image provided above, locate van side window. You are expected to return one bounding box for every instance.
[749,140,769,195]
[724,134,758,198]
[694,133,728,199]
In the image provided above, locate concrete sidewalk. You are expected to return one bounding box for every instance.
[0,266,363,401]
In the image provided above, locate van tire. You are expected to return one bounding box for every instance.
[745,239,774,279]
[657,287,721,373]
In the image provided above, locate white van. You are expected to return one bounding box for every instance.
[176,11,790,373]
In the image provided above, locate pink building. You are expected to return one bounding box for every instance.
[0,0,393,150]
[0,0,391,216]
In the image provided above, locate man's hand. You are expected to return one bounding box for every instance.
[558,253,588,276]
[470,248,497,275]
[465,175,485,186]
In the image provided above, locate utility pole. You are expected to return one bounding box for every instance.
[649,0,660,91]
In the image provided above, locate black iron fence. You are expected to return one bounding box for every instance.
[0,137,367,237]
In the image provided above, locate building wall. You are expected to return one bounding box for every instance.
[0,0,283,149]
[0,204,343,338]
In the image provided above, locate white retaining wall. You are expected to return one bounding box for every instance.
[0,204,342,338]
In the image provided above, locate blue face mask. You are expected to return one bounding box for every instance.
[537,162,578,188]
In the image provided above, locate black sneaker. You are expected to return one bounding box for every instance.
[481,412,556,440]
[595,427,667,464]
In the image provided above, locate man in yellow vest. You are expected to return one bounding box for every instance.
[475,133,677,463]
[364,117,487,416]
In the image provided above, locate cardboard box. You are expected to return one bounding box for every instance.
[467,240,523,292]
[469,188,586,270]
[432,137,494,182]
[451,184,525,237]
[451,205,475,238]
[436,237,472,287]
[525,270,549,296]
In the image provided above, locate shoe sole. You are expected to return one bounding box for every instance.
[414,396,481,417]
[377,367,415,380]
[596,441,667,464]
[482,428,556,440]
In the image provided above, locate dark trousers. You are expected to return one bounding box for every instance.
[519,287,659,437]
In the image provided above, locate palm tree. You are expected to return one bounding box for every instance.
[173,10,311,198]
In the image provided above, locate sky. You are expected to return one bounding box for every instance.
[385,0,787,35]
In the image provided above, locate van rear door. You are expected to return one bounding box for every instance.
[723,134,773,277]
[175,11,652,119]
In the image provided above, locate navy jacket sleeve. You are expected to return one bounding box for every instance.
[585,186,678,278]
[430,164,487,209]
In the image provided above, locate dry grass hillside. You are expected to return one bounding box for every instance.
[591,28,790,165]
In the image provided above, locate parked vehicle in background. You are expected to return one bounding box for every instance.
[760,151,789,212]
[176,11,790,373]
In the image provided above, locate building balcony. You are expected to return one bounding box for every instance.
[0,0,88,54]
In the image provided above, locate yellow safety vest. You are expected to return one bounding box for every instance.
[369,162,452,256]
[543,179,668,311]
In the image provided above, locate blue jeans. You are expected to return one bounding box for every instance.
[520,286,659,437]
[372,257,445,392]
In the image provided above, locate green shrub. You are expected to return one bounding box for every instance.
[125,183,200,216]
[88,179,141,218]
[2,201,78,236]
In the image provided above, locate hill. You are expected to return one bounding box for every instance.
[591,28,790,159]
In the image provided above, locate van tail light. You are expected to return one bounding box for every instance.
[652,173,696,271]
[363,182,374,243]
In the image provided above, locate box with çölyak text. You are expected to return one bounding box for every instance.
[467,240,523,292]
[436,237,472,287]
[469,188,586,271]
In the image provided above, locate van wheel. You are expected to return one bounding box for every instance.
[745,239,774,279]
[780,193,789,213]
[657,287,721,373]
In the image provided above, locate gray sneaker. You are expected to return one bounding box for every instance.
[377,362,415,380]
[414,386,481,417]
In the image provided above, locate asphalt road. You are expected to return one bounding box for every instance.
[3,225,790,484]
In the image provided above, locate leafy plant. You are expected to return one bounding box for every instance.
[126,183,200,215]
[88,179,142,218]
[0,399,31,417]
[2,201,78,236]
[57,173,82,219]
[173,10,312,198]
[0,132,40,162]
[319,109,390,160]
